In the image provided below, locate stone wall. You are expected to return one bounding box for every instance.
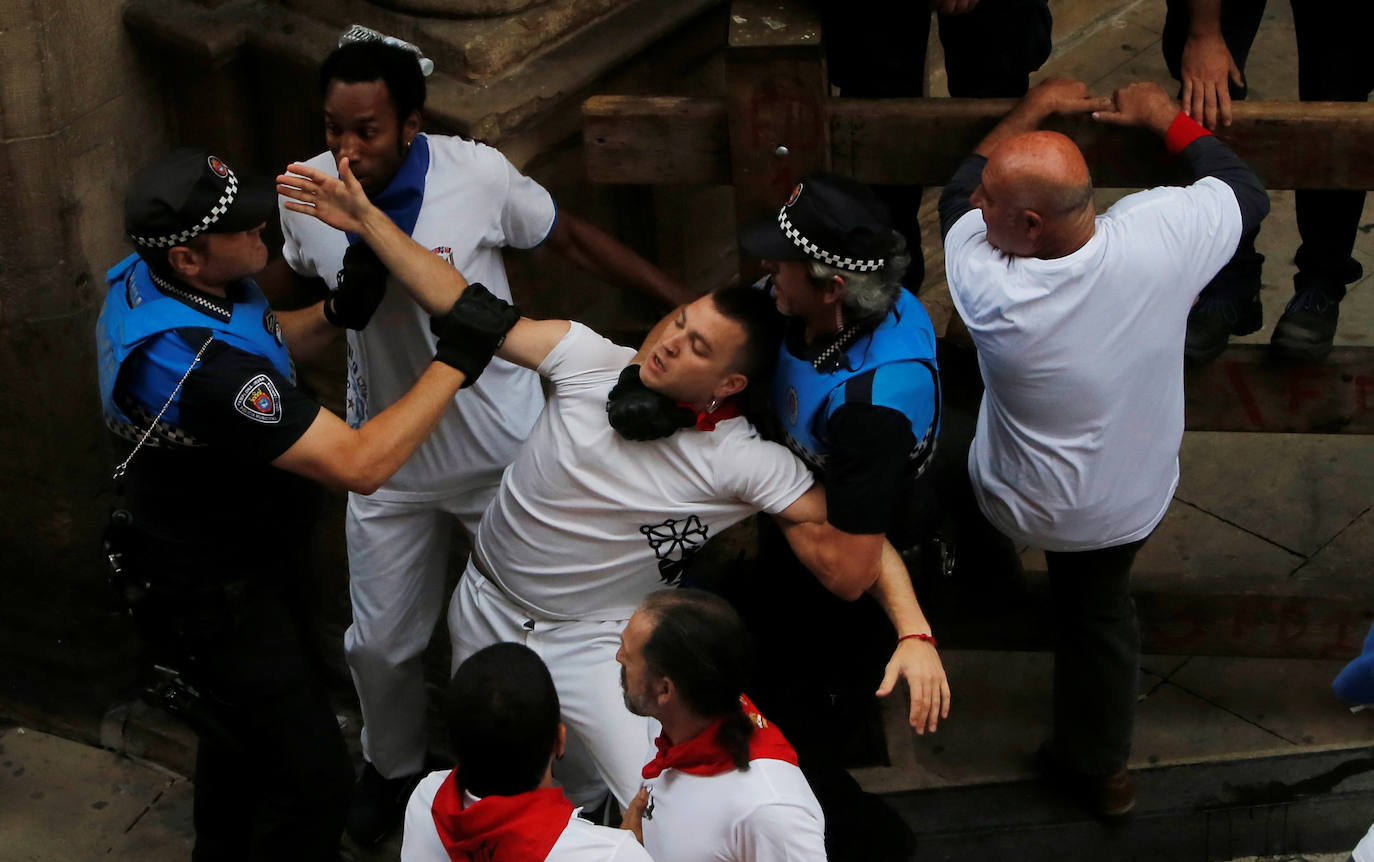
[0,0,172,732]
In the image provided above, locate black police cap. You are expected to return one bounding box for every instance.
[124,148,275,250]
[739,171,894,273]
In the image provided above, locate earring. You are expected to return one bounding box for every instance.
[706,397,719,414]
[834,303,844,332]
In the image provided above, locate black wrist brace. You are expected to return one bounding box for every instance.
[326,242,388,330]
[429,283,520,388]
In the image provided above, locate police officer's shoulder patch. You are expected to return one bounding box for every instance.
[262,308,284,346]
[234,374,282,424]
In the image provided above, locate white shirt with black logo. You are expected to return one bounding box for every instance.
[945,176,1243,551]
[473,323,815,620]
[641,758,826,862]
[280,134,552,501]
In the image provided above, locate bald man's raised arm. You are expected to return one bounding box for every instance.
[1179,135,1269,236]
[939,155,988,240]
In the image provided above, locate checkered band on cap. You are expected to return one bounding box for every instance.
[129,169,239,249]
[777,209,884,273]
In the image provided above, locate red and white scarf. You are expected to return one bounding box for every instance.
[430,770,575,862]
[642,693,798,779]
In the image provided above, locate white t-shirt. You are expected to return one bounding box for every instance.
[1354,820,1374,862]
[641,757,825,862]
[402,771,653,862]
[944,176,1243,551]
[473,323,815,620]
[279,134,552,501]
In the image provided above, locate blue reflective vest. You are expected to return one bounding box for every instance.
[772,287,940,475]
[96,253,292,435]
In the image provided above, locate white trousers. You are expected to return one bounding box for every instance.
[344,488,494,778]
[448,569,655,809]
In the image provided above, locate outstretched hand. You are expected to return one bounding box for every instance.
[1181,32,1244,130]
[877,637,951,735]
[621,787,651,844]
[276,158,375,235]
[1092,81,1181,136]
[1023,77,1114,119]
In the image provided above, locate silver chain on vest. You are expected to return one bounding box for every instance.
[111,334,215,480]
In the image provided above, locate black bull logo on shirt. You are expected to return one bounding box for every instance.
[639,515,709,585]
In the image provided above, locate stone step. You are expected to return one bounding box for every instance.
[886,747,1374,862]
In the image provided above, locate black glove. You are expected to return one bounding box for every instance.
[430,283,521,388]
[324,242,388,330]
[606,364,696,441]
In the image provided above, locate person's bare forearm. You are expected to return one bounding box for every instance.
[975,78,1113,157]
[353,206,467,316]
[551,213,695,308]
[867,540,931,637]
[346,362,466,491]
[275,361,467,493]
[974,99,1055,158]
[276,301,339,361]
[779,520,882,601]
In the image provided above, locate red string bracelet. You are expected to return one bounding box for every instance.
[898,632,937,649]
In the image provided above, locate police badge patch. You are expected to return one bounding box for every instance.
[234,374,283,424]
[262,308,284,346]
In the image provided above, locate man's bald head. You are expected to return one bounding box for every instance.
[971,131,1097,258]
[986,131,1094,216]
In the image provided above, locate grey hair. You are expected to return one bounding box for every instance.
[805,230,910,327]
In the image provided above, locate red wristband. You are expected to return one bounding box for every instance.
[898,632,937,649]
[1164,111,1212,156]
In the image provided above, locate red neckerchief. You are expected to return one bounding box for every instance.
[430,770,575,862]
[675,397,743,432]
[641,694,798,779]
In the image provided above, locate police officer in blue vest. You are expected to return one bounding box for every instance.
[735,173,946,862]
[97,148,519,862]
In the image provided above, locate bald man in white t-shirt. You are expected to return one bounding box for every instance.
[939,78,1269,818]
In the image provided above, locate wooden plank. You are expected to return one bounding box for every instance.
[584,96,1374,190]
[583,95,728,185]
[726,0,828,231]
[834,98,1374,188]
[1184,345,1374,434]
[936,585,1374,659]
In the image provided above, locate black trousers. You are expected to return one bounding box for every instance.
[1163,0,1374,303]
[820,0,1053,287]
[128,539,352,862]
[1045,537,1148,777]
[716,518,911,862]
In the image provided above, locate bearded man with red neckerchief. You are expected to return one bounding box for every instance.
[617,590,826,862]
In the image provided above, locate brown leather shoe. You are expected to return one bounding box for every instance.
[1036,743,1136,819]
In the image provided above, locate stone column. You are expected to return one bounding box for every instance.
[0,0,170,728]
